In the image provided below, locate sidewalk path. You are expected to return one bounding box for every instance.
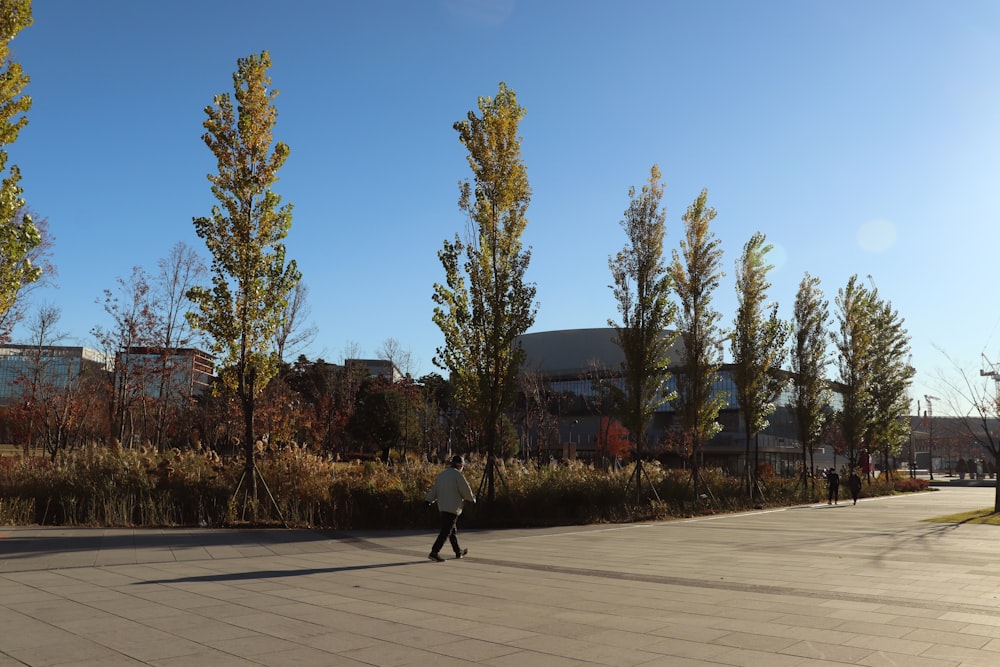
[2,487,999,666]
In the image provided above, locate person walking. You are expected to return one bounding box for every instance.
[826,467,840,505]
[847,469,862,505]
[424,455,476,562]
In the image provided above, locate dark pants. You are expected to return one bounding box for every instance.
[828,484,839,504]
[431,511,461,555]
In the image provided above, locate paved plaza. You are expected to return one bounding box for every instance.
[1,486,999,666]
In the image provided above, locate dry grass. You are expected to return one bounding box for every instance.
[925,508,1000,525]
[0,446,922,529]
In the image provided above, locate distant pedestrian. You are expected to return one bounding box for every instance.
[847,470,862,505]
[826,467,840,505]
[424,455,476,562]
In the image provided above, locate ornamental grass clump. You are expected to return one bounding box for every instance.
[252,444,336,526]
[0,446,920,529]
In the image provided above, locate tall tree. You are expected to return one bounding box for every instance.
[864,286,914,474]
[0,1,42,340]
[832,275,874,469]
[432,82,536,510]
[669,189,726,501]
[790,272,831,494]
[731,231,789,500]
[607,165,677,498]
[187,51,301,504]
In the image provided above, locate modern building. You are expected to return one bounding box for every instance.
[346,358,404,383]
[516,327,837,474]
[0,344,215,407]
[0,345,112,406]
[118,347,214,400]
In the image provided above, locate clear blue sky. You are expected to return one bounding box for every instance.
[12,1,1000,416]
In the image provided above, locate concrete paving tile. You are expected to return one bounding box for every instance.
[55,615,148,635]
[713,630,800,653]
[52,656,147,666]
[920,643,1000,664]
[298,630,383,653]
[835,620,912,638]
[943,611,1000,628]
[113,638,208,662]
[223,612,329,640]
[770,612,850,630]
[902,627,990,649]
[779,639,875,662]
[857,649,961,666]
[886,615,968,633]
[4,639,120,666]
[706,646,807,666]
[338,642,444,666]
[455,622,541,643]
[432,637,524,661]
[149,616,259,642]
[148,650,273,666]
[961,625,1000,639]
[208,634,305,659]
[509,633,661,665]
[482,649,590,666]
[370,625,465,649]
[0,621,79,651]
[846,634,936,655]
[642,635,737,661]
[646,622,731,643]
[250,645,351,666]
[14,599,98,624]
[583,627,673,650]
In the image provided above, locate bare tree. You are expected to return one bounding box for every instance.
[274,281,317,363]
[92,266,157,448]
[935,353,1000,512]
[14,305,65,454]
[150,242,207,449]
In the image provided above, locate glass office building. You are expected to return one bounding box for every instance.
[0,345,112,405]
[516,328,838,474]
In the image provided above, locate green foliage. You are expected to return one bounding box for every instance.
[433,82,536,463]
[0,0,42,336]
[187,51,301,487]
[732,232,789,446]
[670,189,726,488]
[608,165,678,455]
[833,275,914,467]
[790,273,832,479]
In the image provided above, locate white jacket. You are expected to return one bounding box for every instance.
[425,467,476,515]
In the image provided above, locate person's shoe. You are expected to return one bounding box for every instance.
[428,552,445,562]
[455,548,468,559]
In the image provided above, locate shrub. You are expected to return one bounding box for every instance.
[893,476,931,493]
